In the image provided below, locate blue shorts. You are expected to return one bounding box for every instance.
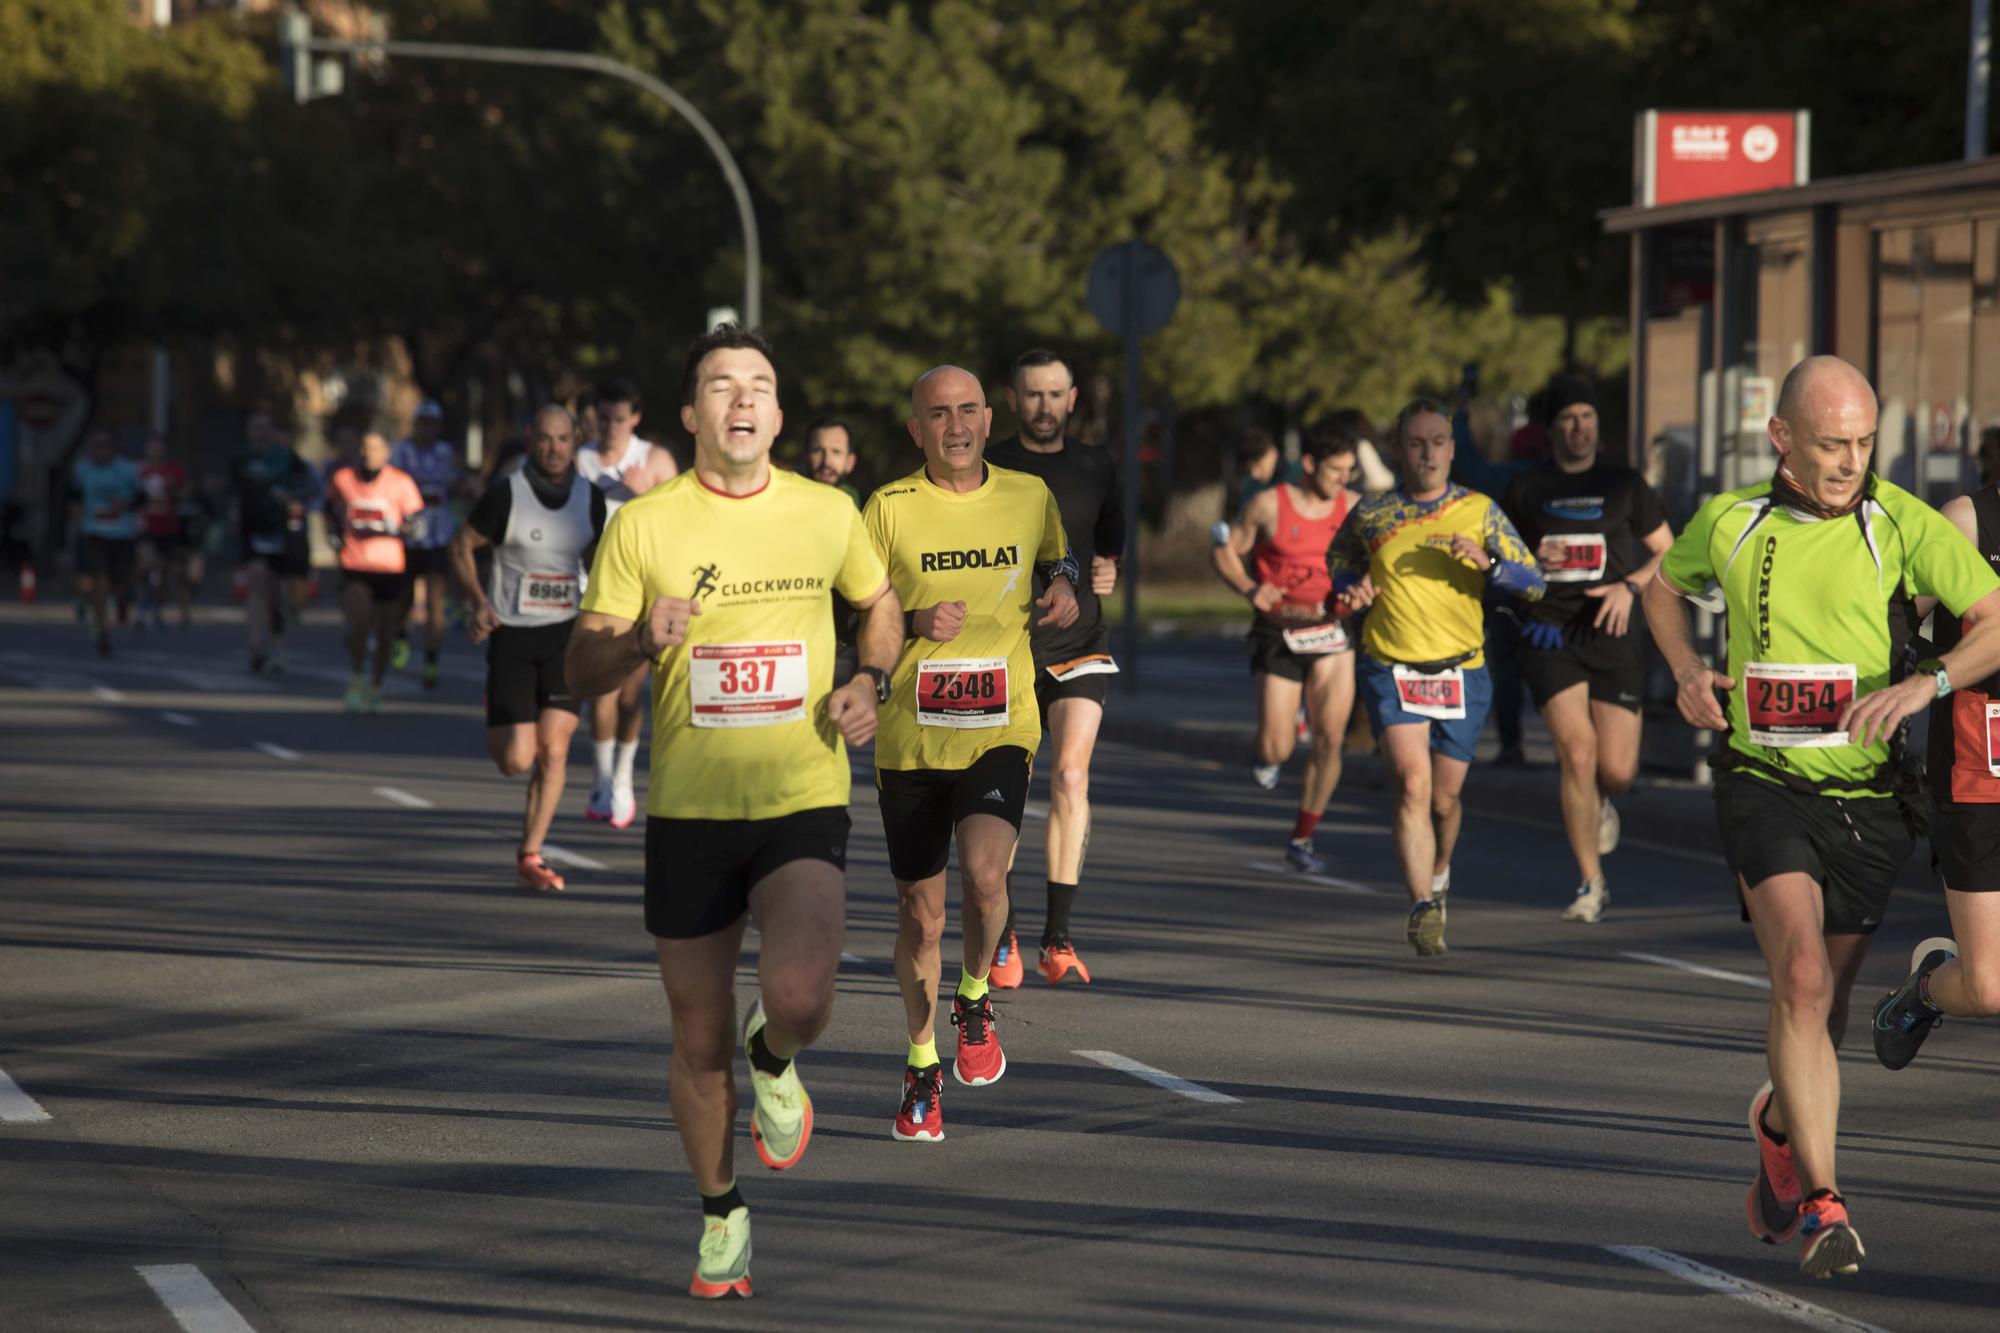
[1356,655,1492,764]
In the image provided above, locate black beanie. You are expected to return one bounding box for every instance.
[1544,375,1596,424]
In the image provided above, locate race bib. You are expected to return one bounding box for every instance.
[1046,653,1119,682]
[349,503,393,536]
[917,657,1009,729]
[1745,661,1856,747]
[248,532,285,556]
[1392,664,1467,721]
[1543,533,1608,583]
[689,641,808,728]
[517,572,577,615]
[1283,623,1349,655]
[1984,701,2000,778]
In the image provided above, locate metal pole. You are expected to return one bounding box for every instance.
[1971,0,1992,161]
[1119,244,1142,695]
[299,36,762,327]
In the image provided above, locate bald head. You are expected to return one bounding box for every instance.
[907,364,993,483]
[526,402,578,476]
[1771,355,1877,511]
[912,364,985,417]
[1776,355,1875,427]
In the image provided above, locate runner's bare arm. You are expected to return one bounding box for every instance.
[1846,585,2000,747]
[1584,521,1675,635]
[566,600,697,697]
[449,526,498,643]
[1913,494,1977,621]
[828,577,901,747]
[1212,489,1281,610]
[1643,574,1731,731]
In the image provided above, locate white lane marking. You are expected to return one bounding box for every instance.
[1247,861,1380,894]
[1621,951,1770,991]
[1604,1246,1890,1333]
[135,1264,258,1333]
[0,1067,53,1123]
[373,786,434,810]
[1023,799,1048,819]
[92,684,125,701]
[840,952,866,964]
[1075,1050,1241,1104]
[252,742,300,762]
[160,711,197,726]
[540,843,607,871]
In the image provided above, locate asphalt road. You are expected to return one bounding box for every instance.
[3,603,1997,1331]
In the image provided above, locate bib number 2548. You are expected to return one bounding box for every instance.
[917,658,1009,729]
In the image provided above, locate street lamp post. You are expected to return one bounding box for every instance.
[280,10,761,328]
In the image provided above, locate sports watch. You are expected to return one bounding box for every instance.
[859,665,892,704]
[1918,657,1953,700]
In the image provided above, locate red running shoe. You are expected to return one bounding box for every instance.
[1744,1080,1801,1244]
[892,1065,944,1142]
[950,992,1006,1086]
[1038,935,1092,985]
[517,852,566,893]
[1798,1190,1864,1278]
[990,931,1024,989]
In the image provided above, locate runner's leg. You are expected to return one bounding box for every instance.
[1918,888,2000,1016]
[370,597,400,686]
[957,813,1015,980]
[894,871,949,1046]
[341,580,371,675]
[1428,751,1471,880]
[1299,652,1355,818]
[1744,872,1844,1196]
[520,707,579,856]
[1380,722,1437,901]
[1042,697,1102,941]
[747,860,845,1061]
[656,920,752,1194]
[424,570,449,656]
[1256,672,1304,768]
[1590,696,1641,798]
[244,560,273,658]
[1542,682,1602,883]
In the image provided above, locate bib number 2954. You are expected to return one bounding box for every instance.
[917,657,1009,729]
[1745,662,1856,748]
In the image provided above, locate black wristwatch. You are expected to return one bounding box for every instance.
[858,665,891,704]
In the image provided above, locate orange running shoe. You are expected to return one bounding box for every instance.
[1038,935,1092,985]
[1744,1080,1801,1244]
[517,852,566,893]
[950,993,1006,1086]
[1797,1190,1864,1278]
[893,1065,944,1142]
[990,931,1025,989]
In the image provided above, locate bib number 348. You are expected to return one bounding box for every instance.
[917,657,1009,729]
[1745,661,1856,748]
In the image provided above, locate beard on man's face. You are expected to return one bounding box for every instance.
[1022,409,1066,445]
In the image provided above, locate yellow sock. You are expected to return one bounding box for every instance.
[907,1037,938,1069]
[957,970,989,1003]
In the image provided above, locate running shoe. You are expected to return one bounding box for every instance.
[950,992,1006,1086]
[390,637,411,671]
[1797,1190,1863,1278]
[990,931,1024,989]
[585,778,613,823]
[1745,1079,1801,1244]
[1039,935,1092,985]
[422,662,440,691]
[1406,900,1446,957]
[742,1001,811,1170]
[342,676,366,713]
[266,650,286,676]
[1250,761,1281,791]
[1561,876,1608,924]
[517,852,566,893]
[688,1206,752,1299]
[1872,936,1957,1071]
[893,1065,944,1142]
[610,780,638,830]
[1597,798,1621,855]
[1286,838,1326,875]
[249,652,269,675]
[362,683,383,714]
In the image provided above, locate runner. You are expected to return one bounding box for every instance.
[566,325,901,1299]
[391,399,465,689]
[802,420,866,687]
[1327,399,1544,956]
[578,377,680,829]
[135,433,190,630]
[1871,479,2000,1068]
[1211,417,1361,874]
[1499,377,1673,922]
[451,406,607,891]
[69,428,143,656]
[987,348,1124,984]
[866,364,1077,1140]
[1643,355,2000,1278]
[323,431,425,713]
[230,408,316,674]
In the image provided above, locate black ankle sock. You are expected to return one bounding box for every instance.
[701,1183,744,1217]
[1759,1099,1788,1146]
[1043,881,1078,943]
[425,648,439,665]
[747,1026,790,1077]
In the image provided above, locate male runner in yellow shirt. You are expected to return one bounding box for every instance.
[866,364,1077,1142]
[567,326,902,1300]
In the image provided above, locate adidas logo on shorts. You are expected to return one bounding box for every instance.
[983,789,1004,801]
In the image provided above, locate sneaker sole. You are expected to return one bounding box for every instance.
[1406,913,1447,957]
[750,1095,811,1170]
[953,1047,1006,1087]
[1911,935,1958,972]
[890,1125,945,1143]
[1040,961,1092,985]
[689,1273,753,1299]
[1800,1223,1864,1279]
[1745,1080,1800,1244]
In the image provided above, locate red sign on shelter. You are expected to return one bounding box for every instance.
[1636,110,1810,207]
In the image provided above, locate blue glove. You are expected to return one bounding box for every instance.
[1522,620,1566,652]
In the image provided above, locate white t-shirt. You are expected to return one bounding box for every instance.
[577,437,659,513]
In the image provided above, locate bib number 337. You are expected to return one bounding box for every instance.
[690,641,808,728]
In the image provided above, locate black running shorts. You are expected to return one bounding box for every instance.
[403,545,453,578]
[877,745,1031,881]
[485,620,580,726]
[1713,771,1912,935]
[1931,800,2000,893]
[79,536,135,585]
[1520,626,1644,712]
[343,570,409,604]
[644,806,851,939]
[1246,619,1351,684]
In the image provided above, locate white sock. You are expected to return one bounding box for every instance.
[614,740,639,786]
[593,740,615,784]
[1431,869,1451,895]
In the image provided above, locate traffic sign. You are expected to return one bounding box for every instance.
[1087,241,1180,339]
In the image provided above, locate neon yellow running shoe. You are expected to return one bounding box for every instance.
[689,1206,752,1299]
[742,1000,812,1170]
[390,637,411,671]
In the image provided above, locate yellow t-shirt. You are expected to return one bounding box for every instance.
[580,469,887,821]
[865,464,1068,772]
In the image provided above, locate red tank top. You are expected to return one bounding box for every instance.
[1252,484,1348,619]
[1934,486,2000,803]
